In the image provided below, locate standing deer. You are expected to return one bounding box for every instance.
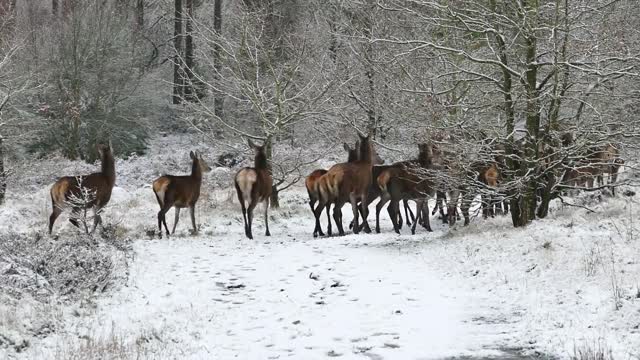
[307,142,359,237]
[152,151,212,238]
[315,132,378,236]
[377,143,441,234]
[235,139,272,239]
[49,142,115,235]
[478,162,501,218]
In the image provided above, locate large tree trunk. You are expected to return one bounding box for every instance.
[173,0,184,104]
[213,0,223,119]
[516,1,542,227]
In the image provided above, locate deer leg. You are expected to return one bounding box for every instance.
[404,199,415,226]
[462,192,471,226]
[313,198,326,238]
[246,200,258,240]
[235,184,250,239]
[333,201,346,236]
[350,195,360,234]
[375,194,389,234]
[189,206,198,235]
[360,195,371,234]
[158,206,171,237]
[390,199,401,234]
[49,206,63,235]
[325,203,332,236]
[172,208,181,235]
[310,198,324,237]
[447,191,458,226]
[349,205,361,230]
[423,199,432,232]
[411,200,422,235]
[69,207,81,229]
[264,198,271,237]
[90,206,103,234]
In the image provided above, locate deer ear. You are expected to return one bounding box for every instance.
[247,138,256,149]
[343,142,350,152]
[190,151,196,159]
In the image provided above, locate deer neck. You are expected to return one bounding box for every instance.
[255,152,268,171]
[417,151,431,168]
[191,159,203,182]
[101,152,116,185]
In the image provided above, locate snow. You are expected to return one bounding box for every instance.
[2,134,640,359]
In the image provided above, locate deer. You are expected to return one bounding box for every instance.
[352,164,415,234]
[48,142,115,235]
[478,162,501,218]
[377,143,441,234]
[235,139,273,239]
[307,142,359,237]
[152,151,212,238]
[314,132,378,236]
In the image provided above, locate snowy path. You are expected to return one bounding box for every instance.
[63,230,514,360]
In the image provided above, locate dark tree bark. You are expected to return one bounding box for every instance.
[135,0,144,31]
[173,0,184,104]
[183,0,195,101]
[213,0,223,119]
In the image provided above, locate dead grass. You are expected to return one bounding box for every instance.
[572,339,614,360]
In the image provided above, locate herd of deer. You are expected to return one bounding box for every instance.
[47,133,624,239]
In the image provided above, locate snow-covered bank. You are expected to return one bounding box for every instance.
[1,135,639,359]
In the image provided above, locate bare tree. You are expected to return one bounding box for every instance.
[189,7,336,206]
[373,0,640,227]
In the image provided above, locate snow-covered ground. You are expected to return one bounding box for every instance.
[2,134,640,359]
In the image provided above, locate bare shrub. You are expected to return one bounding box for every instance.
[572,339,614,360]
[0,230,130,354]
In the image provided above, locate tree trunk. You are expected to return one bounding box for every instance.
[518,0,542,227]
[183,0,195,101]
[213,0,223,119]
[264,137,279,208]
[0,135,5,205]
[173,0,184,104]
[135,0,144,31]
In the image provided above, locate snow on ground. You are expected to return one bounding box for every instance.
[2,134,640,359]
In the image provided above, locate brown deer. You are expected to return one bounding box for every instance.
[315,132,378,236]
[353,164,415,234]
[235,139,272,239]
[377,143,441,234]
[478,162,501,218]
[152,151,212,238]
[48,142,116,235]
[307,142,359,237]
[562,143,623,195]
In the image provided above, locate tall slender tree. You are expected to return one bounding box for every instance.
[213,0,223,118]
[173,0,184,104]
[184,0,195,101]
[135,0,143,32]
